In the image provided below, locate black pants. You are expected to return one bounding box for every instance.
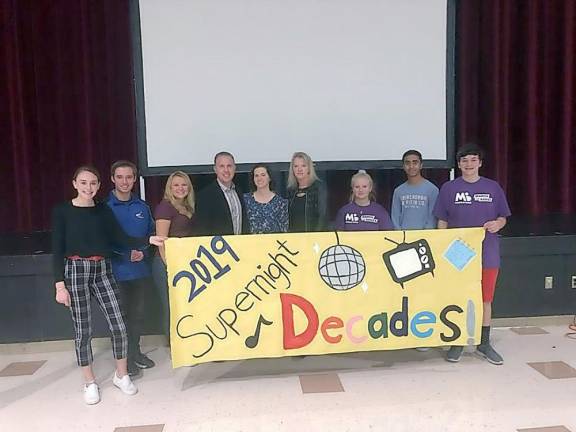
[152,257,170,337]
[118,277,156,361]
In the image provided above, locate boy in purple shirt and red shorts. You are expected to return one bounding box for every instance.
[433,144,511,365]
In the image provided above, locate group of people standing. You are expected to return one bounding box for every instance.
[51,144,510,405]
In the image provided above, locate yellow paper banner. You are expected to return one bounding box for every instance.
[165,228,484,367]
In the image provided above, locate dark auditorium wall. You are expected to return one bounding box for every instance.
[1,0,575,234]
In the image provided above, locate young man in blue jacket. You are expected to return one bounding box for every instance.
[107,160,156,376]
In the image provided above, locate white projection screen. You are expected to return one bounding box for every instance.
[131,0,455,174]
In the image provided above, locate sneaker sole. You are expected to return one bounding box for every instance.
[113,378,139,395]
[134,362,154,369]
[445,349,463,363]
[475,350,503,365]
[113,383,138,395]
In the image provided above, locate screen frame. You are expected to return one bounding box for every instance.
[130,0,457,175]
[382,238,436,285]
[388,248,424,279]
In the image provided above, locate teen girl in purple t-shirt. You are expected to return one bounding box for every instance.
[335,170,393,231]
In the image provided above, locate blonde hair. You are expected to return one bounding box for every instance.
[164,171,195,218]
[349,170,376,202]
[287,151,319,190]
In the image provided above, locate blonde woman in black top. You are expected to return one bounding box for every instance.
[287,152,327,232]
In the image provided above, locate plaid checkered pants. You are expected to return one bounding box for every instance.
[64,258,128,366]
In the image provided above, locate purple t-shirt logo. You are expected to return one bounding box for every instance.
[473,193,493,203]
[454,192,472,204]
[336,202,394,231]
[345,213,359,223]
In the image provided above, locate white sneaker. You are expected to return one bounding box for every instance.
[113,372,138,395]
[84,382,100,405]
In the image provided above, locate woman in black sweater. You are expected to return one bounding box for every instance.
[52,166,164,405]
[287,152,327,232]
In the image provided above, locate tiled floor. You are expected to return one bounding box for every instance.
[1,324,575,432]
[113,425,165,432]
[0,360,46,377]
[510,326,550,335]
[527,361,576,380]
[517,427,572,432]
[299,373,344,393]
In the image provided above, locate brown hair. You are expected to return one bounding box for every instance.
[110,160,137,177]
[73,165,101,182]
[249,163,275,192]
[213,151,235,165]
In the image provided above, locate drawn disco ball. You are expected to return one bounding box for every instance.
[318,244,366,291]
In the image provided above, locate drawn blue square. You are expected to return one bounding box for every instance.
[444,239,476,271]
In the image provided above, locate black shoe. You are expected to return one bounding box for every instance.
[446,346,464,363]
[134,353,155,369]
[476,343,504,365]
[128,361,142,377]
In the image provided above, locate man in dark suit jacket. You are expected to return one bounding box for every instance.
[196,151,248,236]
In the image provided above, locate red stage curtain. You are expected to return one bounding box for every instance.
[0,0,137,233]
[458,0,576,215]
[1,1,575,233]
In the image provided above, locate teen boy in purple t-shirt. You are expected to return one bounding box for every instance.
[433,144,511,365]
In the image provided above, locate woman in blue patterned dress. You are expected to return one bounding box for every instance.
[243,164,288,233]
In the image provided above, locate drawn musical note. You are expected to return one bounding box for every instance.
[244,314,273,349]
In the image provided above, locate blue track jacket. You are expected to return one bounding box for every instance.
[106,191,154,281]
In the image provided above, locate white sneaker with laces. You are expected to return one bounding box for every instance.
[84,382,100,405]
[113,372,138,395]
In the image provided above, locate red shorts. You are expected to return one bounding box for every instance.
[482,268,499,302]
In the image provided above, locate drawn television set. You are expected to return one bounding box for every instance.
[382,234,436,287]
